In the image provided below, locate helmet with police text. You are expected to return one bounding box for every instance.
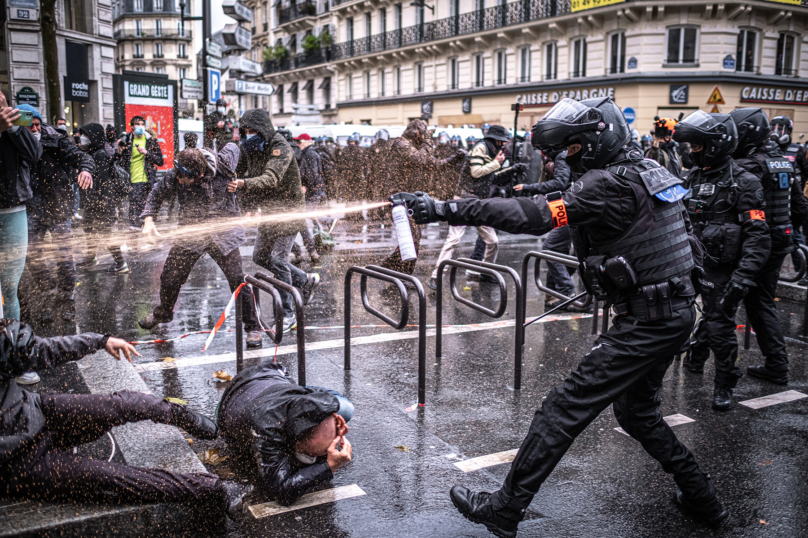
[531,97,630,172]
[653,117,677,138]
[375,129,389,141]
[673,110,738,168]
[729,108,771,157]
[771,115,793,145]
[437,131,450,145]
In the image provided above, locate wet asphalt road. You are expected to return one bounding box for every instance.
[21,220,808,538]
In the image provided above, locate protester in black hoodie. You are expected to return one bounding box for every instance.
[78,123,128,273]
[0,319,252,517]
[218,363,353,506]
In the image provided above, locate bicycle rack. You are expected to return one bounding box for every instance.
[436,257,524,390]
[234,272,307,385]
[743,244,808,348]
[344,266,428,406]
[520,251,595,338]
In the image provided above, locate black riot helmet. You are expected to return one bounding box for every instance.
[673,110,738,168]
[277,128,295,143]
[729,108,771,157]
[531,97,630,173]
[771,115,793,145]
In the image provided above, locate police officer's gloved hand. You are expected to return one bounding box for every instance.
[511,162,529,175]
[719,281,748,316]
[389,192,446,225]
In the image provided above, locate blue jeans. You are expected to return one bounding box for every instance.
[307,386,354,422]
[0,207,28,319]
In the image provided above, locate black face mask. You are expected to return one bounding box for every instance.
[565,149,585,174]
[660,140,676,150]
[690,148,706,168]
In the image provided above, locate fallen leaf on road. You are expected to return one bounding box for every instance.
[213,370,233,382]
[162,357,178,363]
[758,460,773,466]
[165,397,188,405]
[759,520,769,525]
[186,439,193,446]
[394,445,410,452]
[199,448,228,465]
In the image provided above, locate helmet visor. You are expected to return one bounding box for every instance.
[680,110,718,130]
[540,98,595,124]
[773,124,787,136]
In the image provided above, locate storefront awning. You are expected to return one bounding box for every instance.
[287,82,298,94]
[318,77,330,90]
[301,80,313,91]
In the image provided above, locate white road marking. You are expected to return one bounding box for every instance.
[248,484,366,519]
[614,413,695,436]
[454,449,519,472]
[738,390,808,410]
[134,314,590,373]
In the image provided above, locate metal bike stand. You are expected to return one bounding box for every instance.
[436,257,524,390]
[520,251,594,339]
[235,276,284,374]
[344,266,429,405]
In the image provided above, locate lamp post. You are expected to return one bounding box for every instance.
[179,0,210,120]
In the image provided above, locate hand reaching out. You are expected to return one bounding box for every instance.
[105,337,140,362]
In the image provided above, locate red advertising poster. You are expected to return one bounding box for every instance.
[123,80,176,171]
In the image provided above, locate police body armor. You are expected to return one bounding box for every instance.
[686,161,750,267]
[783,142,803,186]
[570,158,695,321]
[743,144,794,253]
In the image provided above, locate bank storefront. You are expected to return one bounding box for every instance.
[337,77,808,137]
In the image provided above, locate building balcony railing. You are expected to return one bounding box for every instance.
[114,29,192,40]
[278,1,319,26]
[775,67,799,77]
[263,48,331,74]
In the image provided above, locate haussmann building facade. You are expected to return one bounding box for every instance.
[262,0,808,136]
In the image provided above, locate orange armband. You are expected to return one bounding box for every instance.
[547,198,569,228]
[742,210,765,221]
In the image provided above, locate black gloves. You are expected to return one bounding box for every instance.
[719,281,748,316]
[389,191,446,225]
[492,163,529,186]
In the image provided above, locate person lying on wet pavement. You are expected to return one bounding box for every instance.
[0,319,252,518]
[137,145,262,347]
[217,363,353,506]
[392,97,728,537]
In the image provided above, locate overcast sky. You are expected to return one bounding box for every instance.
[192,0,235,52]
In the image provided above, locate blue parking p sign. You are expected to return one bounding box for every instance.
[622,107,636,125]
[207,68,221,102]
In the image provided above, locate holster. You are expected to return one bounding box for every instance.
[613,282,692,321]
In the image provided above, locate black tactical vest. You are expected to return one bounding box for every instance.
[759,150,793,227]
[783,142,803,185]
[571,160,695,289]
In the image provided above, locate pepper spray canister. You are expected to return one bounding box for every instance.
[391,202,417,262]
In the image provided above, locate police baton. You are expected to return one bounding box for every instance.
[524,292,589,328]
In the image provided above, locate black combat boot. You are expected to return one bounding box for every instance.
[746,365,788,385]
[674,489,729,526]
[217,481,254,520]
[712,386,733,411]
[450,486,520,538]
[682,349,705,373]
[170,403,218,440]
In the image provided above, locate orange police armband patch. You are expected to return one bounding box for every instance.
[547,198,569,228]
[743,210,765,221]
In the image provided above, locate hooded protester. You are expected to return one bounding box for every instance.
[0,320,253,517]
[116,115,164,228]
[77,123,127,273]
[382,119,463,276]
[138,145,263,347]
[0,94,42,322]
[218,363,353,506]
[231,109,320,334]
[18,103,95,328]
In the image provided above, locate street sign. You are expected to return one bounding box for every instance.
[227,55,262,76]
[707,86,725,105]
[722,55,736,70]
[622,107,636,125]
[225,79,275,95]
[9,7,37,19]
[462,98,472,114]
[627,56,638,69]
[15,86,39,106]
[222,0,252,23]
[222,23,251,50]
[207,39,223,58]
[207,55,223,69]
[670,84,689,105]
[181,79,203,100]
[207,68,221,102]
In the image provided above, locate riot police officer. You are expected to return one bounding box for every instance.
[771,116,808,188]
[393,98,726,537]
[674,111,770,411]
[730,108,808,385]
